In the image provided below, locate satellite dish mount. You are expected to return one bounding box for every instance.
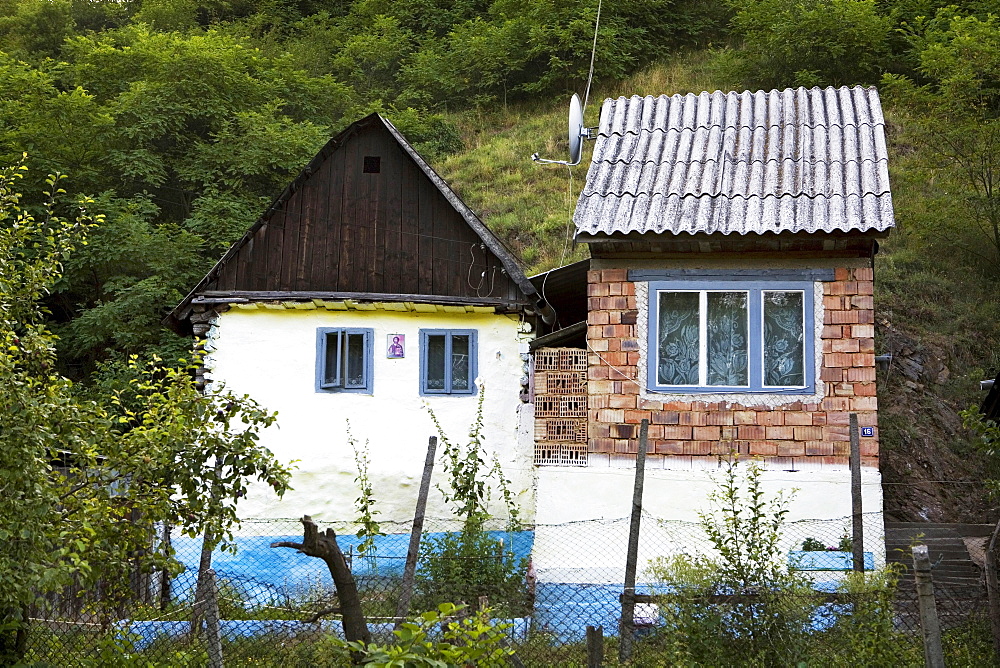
[532,94,593,167]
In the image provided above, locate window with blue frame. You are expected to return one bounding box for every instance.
[316,328,373,393]
[420,329,477,395]
[648,281,814,394]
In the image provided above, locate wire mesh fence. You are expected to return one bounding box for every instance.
[21,514,994,666]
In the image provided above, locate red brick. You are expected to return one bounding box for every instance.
[832,338,861,353]
[834,267,851,281]
[822,397,851,411]
[587,282,608,297]
[853,353,875,368]
[601,296,629,310]
[822,456,850,467]
[721,425,737,440]
[604,338,620,351]
[621,338,639,350]
[822,325,843,339]
[662,425,693,439]
[811,412,828,426]
[622,282,636,296]
[758,411,785,426]
[602,269,627,282]
[704,411,732,425]
[805,441,834,456]
[738,425,766,439]
[597,409,624,423]
[656,440,685,455]
[589,366,610,381]
[861,441,879,456]
[856,281,874,295]
[590,422,611,438]
[842,281,858,295]
[793,425,824,440]
[591,438,615,453]
[608,282,623,296]
[854,382,877,396]
[777,442,806,457]
[608,310,621,324]
[859,338,875,353]
[679,412,708,426]
[832,442,850,456]
[823,296,844,310]
[646,424,664,439]
[749,441,778,456]
[711,441,733,455]
[686,441,713,456]
[624,409,650,424]
[854,267,874,281]
[833,382,854,396]
[820,367,844,382]
[694,425,722,440]
[609,394,636,409]
[829,310,860,324]
[652,411,680,425]
[849,324,875,338]
[824,425,851,441]
[825,352,854,368]
[734,410,757,424]
[784,412,813,425]
[587,270,602,283]
[588,310,609,325]
[614,439,634,453]
[766,426,794,439]
[588,395,609,410]
[663,401,693,411]
[589,338,609,352]
[856,412,877,426]
[852,396,878,411]
[851,295,874,310]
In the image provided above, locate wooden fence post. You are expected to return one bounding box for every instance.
[912,544,945,668]
[985,517,1000,662]
[203,568,224,668]
[849,412,865,572]
[619,419,648,663]
[586,625,604,668]
[395,436,437,627]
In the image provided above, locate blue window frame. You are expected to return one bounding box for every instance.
[647,280,814,394]
[316,328,373,393]
[420,329,477,395]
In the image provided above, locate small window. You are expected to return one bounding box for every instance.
[420,330,477,395]
[316,328,373,393]
[363,156,381,173]
[648,281,813,394]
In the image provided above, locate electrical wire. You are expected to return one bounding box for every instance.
[582,0,603,114]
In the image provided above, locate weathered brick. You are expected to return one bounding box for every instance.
[822,324,844,339]
[793,425,824,440]
[656,440,685,455]
[589,338,609,352]
[624,409,651,424]
[663,401,693,411]
[604,337,620,352]
[656,425,689,440]
[833,382,854,396]
[591,437,615,453]
[824,425,851,441]
[861,441,879,456]
[622,282,636,296]
[758,411,784,426]
[805,441,834,456]
[587,281,608,297]
[832,338,861,353]
[646,424,664,439]
[614,439,634,453]
[811,412,828,425]
[841,281,858,295]
[823,296,844,310]
[626,352,641,365]
[854,267,874,281]
[588,395,609,410]
[621,311,638,325]
[853,353,875,368]
[602,268,627,282]
[832,442,850,456]
[589,366,609,380]
[735,410,757,425]
[856,281,874,295]
[856,412,878,426]
[829,310,860,324]
[679,412,709,426]
[849,324,875,338]
[825,352,854,368]
[588,310,610,325]
[738,425,766,439]
[587,270,602,283]
[859,338,876,353]
[652,411,680,425]
[824,282,846,295]
[766,426,794,439]
[694,425,722,440]
[588,380,614,394]
[822,397,851,411]
[851,295,874,310]
[621,338,639,351]
[707,411,735,425]
[608,282,623,296]
[777,442,806,457]
[609,394,636,409]
[820,366,844,381]
[784,412,813,425]
[852,396,878,411]
[597,409,624,423]
[686,441,713,456]
[854,382,877,396]
[834,267,851,281]
[612,424,635,439]
[721,425,737,440]
[749,441,778,456]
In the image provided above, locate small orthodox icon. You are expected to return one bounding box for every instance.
[387,334,405,358]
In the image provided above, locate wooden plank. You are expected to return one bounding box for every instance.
[416,175,435,296]
[382,136,403,295]
[296,171,317,290]
[326,142,346,291]
[279,184,302,291]
[340,129,359,292]
[197,290,522,307]
[366,131,386,293]
[264,213,286,291]
[307,157,331,290]
[399,153,421,290]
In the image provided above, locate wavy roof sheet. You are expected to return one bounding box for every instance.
[574,86,895,238]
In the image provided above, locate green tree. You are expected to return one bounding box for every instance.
[0,162,292,662]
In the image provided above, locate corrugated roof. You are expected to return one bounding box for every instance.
[575,86,895,238]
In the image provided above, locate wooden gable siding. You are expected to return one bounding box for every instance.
[205,123,523,303]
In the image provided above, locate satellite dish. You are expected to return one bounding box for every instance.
[532,93,591,167]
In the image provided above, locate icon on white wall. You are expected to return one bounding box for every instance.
[387,334,405,358]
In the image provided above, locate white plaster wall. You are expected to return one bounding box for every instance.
[203,308,535,530]
[532,463,884,583]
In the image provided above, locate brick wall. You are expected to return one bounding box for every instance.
[586,266,878,467]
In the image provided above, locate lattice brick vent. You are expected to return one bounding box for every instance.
[534,442,588,467]
[533,347,588,466]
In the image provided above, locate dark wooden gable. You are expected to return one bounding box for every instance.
[169,114,535,332]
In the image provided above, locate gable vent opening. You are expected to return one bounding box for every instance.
[363,156,381,173]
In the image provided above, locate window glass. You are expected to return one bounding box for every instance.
[763,291,805,387]
[425,335,446,390]
[657,291,699,385]
[345,332,366,388]
[322,331,341,388]
[451,335,470,391]
[707,291,749,386]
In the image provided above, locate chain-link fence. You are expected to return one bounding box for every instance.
[22,514,993,666]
